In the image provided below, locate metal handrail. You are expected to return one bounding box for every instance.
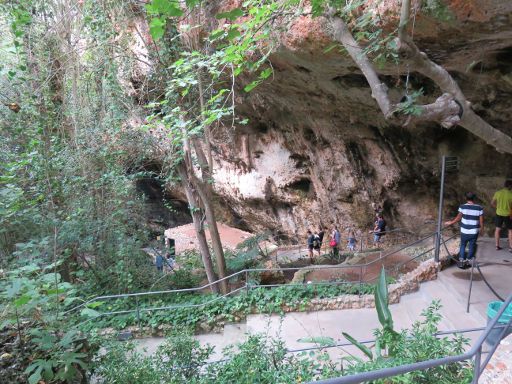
[309,293,512,384]
[64,230,440,315]
[64,228,454,317]
[273,228,420,257]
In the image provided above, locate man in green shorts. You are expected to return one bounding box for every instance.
[491,179,512,252]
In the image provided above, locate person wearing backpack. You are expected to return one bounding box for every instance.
[370,214,386,245]
[330,225,341,259]
[312,231,321,258]
[307,230,315,263]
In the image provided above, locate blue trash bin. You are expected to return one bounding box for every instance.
[486,301,512,346]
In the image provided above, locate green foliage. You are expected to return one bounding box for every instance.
[224,232,271,273]
[0,263,94,383]
[144,0,283,153]
[94,329,213,383]
[342,300,472,383]
[168,268,202,289]
[146,0,184,40]
[422,0,455,22]
[1,262,76,326]
[79,282,373,331]
[94,332,338,383]
[339,269,472,383]
[24,329,88,384]
[93,294,471,384]
[394,89,425,116]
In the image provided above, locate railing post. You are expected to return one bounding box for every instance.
[472,345,482,384]
[466,259,476,313]
[135,296,141,330]
[435,156,447,263]
[359,265,363,296]
[245,270,249,294]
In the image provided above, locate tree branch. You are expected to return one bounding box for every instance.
[327,9,392,118]
[396,28,512,153]
[325,3,512,154]
[398,0,411,42]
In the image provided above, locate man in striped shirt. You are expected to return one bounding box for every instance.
[445,192,484,267]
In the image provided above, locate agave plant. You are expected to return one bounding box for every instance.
[342,266,401,360]
[298,267,401,361]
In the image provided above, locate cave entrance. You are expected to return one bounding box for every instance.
[135,177,192,232]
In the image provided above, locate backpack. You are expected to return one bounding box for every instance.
[312,235,320,247]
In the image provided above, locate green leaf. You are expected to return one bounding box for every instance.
[342,332,373,359]
[259,68,272,80]
[297,336,336,347]
[86,301,105,309]
[185,0,200,7]
[6,279,23,298]
[25,360,54,384]
[46,288,64,295]
[14,294,31,307]
[58,330,79,348]
[216,8,244,21]
[323,43,339,53]
[226,28,241,40]
[209,29,225,40]
[150,0,183,16]
[149,17,166,40]
[80,307,101,318]
[244,80,260,92]
[375,267,393,331]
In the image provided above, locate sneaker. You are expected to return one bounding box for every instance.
[496,246,502,250]
[467,258,475,267]
[457,259,466,269]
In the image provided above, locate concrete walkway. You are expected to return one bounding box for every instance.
[138,237,511,362]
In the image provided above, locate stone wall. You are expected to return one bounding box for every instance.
[481,334,512,384]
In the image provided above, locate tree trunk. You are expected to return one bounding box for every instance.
[191,139,228,294]
[177,163,219,293]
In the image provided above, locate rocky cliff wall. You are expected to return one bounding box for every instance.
[133,1,512,238]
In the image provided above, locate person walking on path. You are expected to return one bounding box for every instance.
[155,253,164,273]
[312,231,321,258]
[330,225,341,259]
[318,226,325,255]
[347,229,357,251]
[307,230,315,263]
[491,179,512,252]
[370,214,386,246]
[445,192,484,268]
[165,252,175,272]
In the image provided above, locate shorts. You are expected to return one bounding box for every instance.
[308,244,314,250]
[495,215,512,229]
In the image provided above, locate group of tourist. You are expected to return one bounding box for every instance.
[306,214,387,263]
[155,251,175,273]
[444,180,512,269]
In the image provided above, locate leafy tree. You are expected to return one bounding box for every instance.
[0,0,153,290]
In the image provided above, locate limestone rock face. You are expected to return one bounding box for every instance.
[135,1,512,237]
[202,0,512,238]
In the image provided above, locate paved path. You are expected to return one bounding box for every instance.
[138,237,511,362]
